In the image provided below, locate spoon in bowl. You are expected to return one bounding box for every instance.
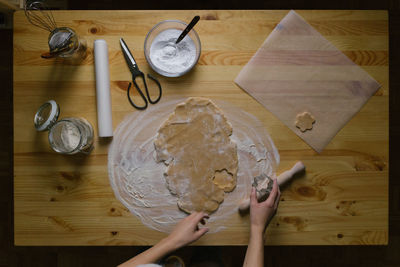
[175,15,200,44]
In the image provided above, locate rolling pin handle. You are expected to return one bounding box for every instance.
[277,161,305,185]
[238,198,251,212]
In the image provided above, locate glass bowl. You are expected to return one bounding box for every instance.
[144,20,201,77]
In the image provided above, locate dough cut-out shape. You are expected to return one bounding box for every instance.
[296,112,316,132]
[154,97,238,214]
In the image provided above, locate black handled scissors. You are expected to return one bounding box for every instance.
[120,38,162,110]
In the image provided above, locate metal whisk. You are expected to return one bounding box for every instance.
[24,0,57,32]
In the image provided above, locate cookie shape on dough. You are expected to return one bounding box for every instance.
[154,97,238,214]
[295,112,316,132]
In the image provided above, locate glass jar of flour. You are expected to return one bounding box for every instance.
[34,100,94,154]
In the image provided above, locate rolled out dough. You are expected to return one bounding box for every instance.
[154,97,238,214]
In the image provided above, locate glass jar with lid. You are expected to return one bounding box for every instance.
[34,100,94,154]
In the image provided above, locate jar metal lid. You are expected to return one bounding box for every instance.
[34,100,60,132]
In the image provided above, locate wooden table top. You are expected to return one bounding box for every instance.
[13,10,388,246]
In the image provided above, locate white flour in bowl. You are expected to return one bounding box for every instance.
[149,29,197,75]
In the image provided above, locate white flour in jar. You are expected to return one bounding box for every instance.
[60,122,81,151]
[149,29,197,74]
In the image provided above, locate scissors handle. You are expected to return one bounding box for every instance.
[146,74,162,104]
[128,79,147,110]
[127,73,162,110]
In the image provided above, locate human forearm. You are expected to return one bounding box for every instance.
[243,181,280,267]
[243,229,264,267]
[118,237,176,267]
[119,212,209,267]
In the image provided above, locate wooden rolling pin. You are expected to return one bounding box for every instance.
[238,161,305,212]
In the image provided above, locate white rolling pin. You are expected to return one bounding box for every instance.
[238,161,305,212]
[94,39,113,137]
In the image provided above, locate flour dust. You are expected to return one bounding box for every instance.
[108,98,280,233]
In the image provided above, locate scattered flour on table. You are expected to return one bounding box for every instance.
[108,99,280,233]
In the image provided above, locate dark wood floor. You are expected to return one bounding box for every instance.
[1,0,400,266]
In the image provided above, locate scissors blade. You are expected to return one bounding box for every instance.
[120,38,139,73]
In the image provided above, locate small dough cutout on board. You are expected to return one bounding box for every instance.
[296,112,316,132]
[154,97,238,214]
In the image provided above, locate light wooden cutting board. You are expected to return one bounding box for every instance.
[13,10,388,245]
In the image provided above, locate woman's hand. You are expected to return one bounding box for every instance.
[118,212,208,267]
[250,179,281,235]
[166,212,209,250]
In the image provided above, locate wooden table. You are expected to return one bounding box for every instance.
[13,10,388,245]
